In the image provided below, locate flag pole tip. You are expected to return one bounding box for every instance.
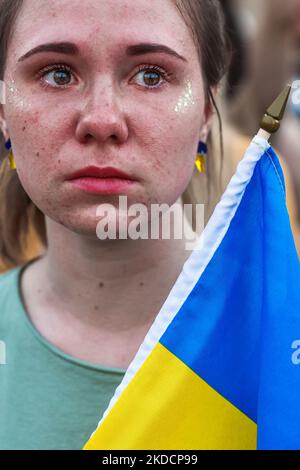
[260,85,291,134]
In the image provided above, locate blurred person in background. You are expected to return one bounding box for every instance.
[220,0,300,255]
[226,0,300,218]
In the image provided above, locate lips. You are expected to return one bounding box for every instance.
[66,165,137,195]
[67,165,135,181]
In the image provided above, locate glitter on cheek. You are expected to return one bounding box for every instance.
[174,80,196,114]
[8,79,16,94]
[0,80,6,105]
[5,79,32,112]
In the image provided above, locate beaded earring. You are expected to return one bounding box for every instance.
[4,138,16,170]
[195,141,207,174]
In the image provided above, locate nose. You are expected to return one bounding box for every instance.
[75,79,129,145]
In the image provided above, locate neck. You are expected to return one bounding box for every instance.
[31,198,196,333]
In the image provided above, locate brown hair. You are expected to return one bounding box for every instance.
[174,0,230,229]
[0,0,230,269]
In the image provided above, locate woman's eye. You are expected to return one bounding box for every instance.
[133,66,172,89]
[37,64,75,88]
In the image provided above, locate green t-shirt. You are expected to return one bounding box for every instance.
[0,259,126,450]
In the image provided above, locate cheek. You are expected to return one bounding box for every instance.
[9,116,53,195]
[4,93,66,187]
[143,117,202,204]
[141,134,196,208]
[4,115,59,210]
[140,80,205,200]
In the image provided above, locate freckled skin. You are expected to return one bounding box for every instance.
[0,0,213,239]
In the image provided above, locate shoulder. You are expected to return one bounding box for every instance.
[0,265,20,285]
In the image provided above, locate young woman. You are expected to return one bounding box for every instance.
[0,0,229,449]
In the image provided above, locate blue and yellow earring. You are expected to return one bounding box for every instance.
[4,138,16,170]
[195,141,207,174]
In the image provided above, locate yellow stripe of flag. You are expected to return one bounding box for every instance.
[84,343,257,450]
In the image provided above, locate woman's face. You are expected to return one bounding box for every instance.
[1,0,212,237]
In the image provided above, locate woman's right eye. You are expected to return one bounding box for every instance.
[37,64,76,89]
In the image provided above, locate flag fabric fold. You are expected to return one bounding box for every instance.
[83,135,300,450]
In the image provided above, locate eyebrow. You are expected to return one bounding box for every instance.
[127,43,187,62]
[18,42,79,61]
[17,41,187,63]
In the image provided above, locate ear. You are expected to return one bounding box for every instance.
[199,85,219,142]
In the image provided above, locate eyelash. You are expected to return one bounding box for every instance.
[36,63,174,90]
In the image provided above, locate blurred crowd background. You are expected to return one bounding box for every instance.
[219,0,300,253]
[1,0,300,272]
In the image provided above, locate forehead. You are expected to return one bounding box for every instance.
[10,0,197,61]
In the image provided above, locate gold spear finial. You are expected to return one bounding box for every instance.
[260,85,291,134]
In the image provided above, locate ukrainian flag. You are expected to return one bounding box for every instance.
[84,135,300,450]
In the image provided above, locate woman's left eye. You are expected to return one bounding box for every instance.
[133,65,173,89]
